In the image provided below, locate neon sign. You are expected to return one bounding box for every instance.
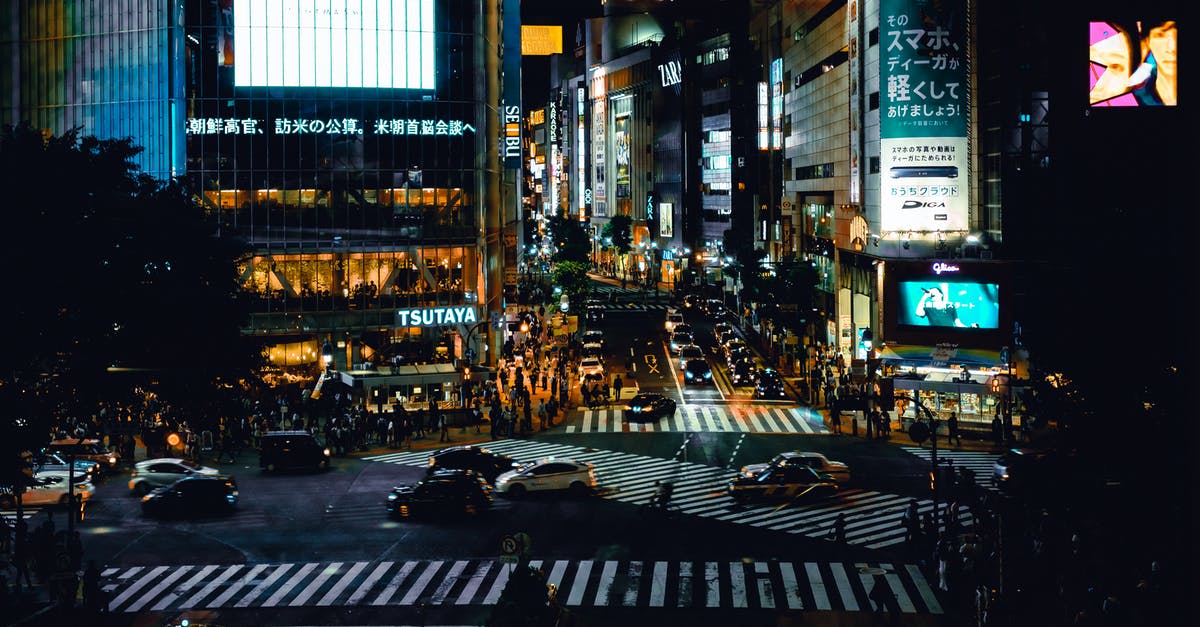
[932,262,960,274]
[397,306,479,327]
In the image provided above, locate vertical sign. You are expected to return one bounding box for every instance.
[879,0,969,234]
[576,85,587,219]
[847,1,862,204]
[548,94,559,215]
[591,68,607,217]
[659,202,674,237]
[501,0,523,169]
[614,115,631,198]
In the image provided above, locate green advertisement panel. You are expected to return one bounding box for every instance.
[879,0,970,235]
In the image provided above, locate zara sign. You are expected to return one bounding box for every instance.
[657,60,682,88]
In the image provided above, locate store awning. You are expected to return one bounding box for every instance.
[879,344,1004,367]
[338,362,461,387]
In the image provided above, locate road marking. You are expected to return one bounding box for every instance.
[454,561,492,605]
[371,561,417,606]
[705,562,720,607]
[317,561,368,606]
[208,563,267,609]
[778,562,804,609]
[830,563,858,611]
[754,561,774,609]
[906,563,943,614]
[879,562,917,613]
[805,562,831,610]
[648,561,668,607]
[109,565,170,611]
[566,560,592,606]
[480,562,511,605]
[346,561,392,606]
[546,560,569,591]
[729,562,747,608]
[155,564,218,611]
[263,562,317,607]
[429,560,468,605]
[678,561,693,607]
[235,563,292,608]
[622,561,642,606]
[186,564,244,609]
[123,565,192,613]
[398,560,444,605]
[594,560,618,606]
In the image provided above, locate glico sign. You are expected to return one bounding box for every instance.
[397,306,479,328]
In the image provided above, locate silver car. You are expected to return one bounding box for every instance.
[129,458,220,496]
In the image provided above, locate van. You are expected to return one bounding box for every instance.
[259,431,332,472]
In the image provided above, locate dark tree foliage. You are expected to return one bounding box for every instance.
[0,123,261,425]
[600,214,632,256]
[545,214,591,264]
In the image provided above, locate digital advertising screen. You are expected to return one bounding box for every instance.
[1089,20,1177,106]
[897,281,1000,330]
[234,0,436,89]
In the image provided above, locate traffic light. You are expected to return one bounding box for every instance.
[991,377,1001,393]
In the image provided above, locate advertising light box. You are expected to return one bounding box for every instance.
[235,0,436,89]
[896,280,999,329]
[884,261,1010,347]
[1089,20,1177,107]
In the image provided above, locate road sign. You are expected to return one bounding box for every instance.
[908,420,929,444]
[500,554,519,564]
[500,534,519,555]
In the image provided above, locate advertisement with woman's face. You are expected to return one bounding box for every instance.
[1090,20,1177,107]
[898,281,1000,330]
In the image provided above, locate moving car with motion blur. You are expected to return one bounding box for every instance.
[33,451,99,484]
[624,392,678,422]
[754,368,789,400]
[129,458,221,496]
[259,431,332,472]
[427,445,518,485]
[140,476,238,518]
[0,473,94,508]
[45,439,120,473]
[494,458,596,497]
[387,469,493,518]
[683,359,713,385]
[727,464,838,502]
[665,310,684,333]
[752,450,852,484]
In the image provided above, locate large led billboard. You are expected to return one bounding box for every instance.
[896,280,999,329]
[878,0,970,236]
[1089,20,1177,106]
[234,0,435,89]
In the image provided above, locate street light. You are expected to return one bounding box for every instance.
[321,341,334,371]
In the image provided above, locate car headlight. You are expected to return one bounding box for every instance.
[704,372,712,379]
[323,448,332,457]
[685,372,693,379]
[108,456,117,465]
[631,406,641,413]
[387,493,398,501]
[141,495,152,503]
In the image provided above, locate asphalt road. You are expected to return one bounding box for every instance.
[57,307,960,627]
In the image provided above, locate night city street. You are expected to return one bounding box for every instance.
[2,1,1197,627]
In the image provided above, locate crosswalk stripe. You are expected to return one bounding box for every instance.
[119,566,144,579]
[235,563,292,608]
[263,563,317,607]
[399,560,443,605]
[564,404,828,434]
[830,563,858,611]
[347,561,392,606]
[318,561,368,606]
[99,558,944,614]
[480,561,510,605]
[289,562,341,607]
[186,564,243,609]
[778,562,803,609]
[429,560,468,605]
[565,560,592,606]
[805,562,831,610]
[155,564,218,611]
[208,563,267,608]
[371,561,417,606]
[594,560,618,606]
[110,566,170,611]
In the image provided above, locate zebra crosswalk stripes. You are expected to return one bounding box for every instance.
[899,446,1000,485]
[99,558,943,614]
[566,405,828,434]
[1,507,41,522]
[365,440,970,549]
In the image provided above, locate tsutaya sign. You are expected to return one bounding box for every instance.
[397,306,479,327]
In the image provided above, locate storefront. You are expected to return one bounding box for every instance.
[880,343,1026,430]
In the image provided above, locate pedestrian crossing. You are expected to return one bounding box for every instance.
[899,447,1000,485]
[98,557,943,614]
[1,507,41,522]
[591,302,674,313]
[366,440,972,549]
[566,405,829,434]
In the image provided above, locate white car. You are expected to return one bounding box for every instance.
[742,451,852,484]
[0,474,94,508]
[129,458,221,495]
[494,458,597,497]
[665,311,684,333]
[578,357,605,378]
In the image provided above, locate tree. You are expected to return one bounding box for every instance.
[550,261,592,315]
[0,123,261,433]
[545,214,591,264]
[601,214,632,256]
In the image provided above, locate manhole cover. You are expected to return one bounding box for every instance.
[857,566,889,576]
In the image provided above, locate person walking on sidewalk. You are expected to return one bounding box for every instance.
[537,399,549,431]
[991,414,1004,447]
[613,374,623,402]
[948,411,962,447]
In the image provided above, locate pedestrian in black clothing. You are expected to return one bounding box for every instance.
[869,576,893,613]
[829,513,847,543]
[991,415,1003,446]
[438,412,450,442]
[948,411,961,447]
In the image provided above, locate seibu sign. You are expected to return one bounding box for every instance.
[397,306,479,328]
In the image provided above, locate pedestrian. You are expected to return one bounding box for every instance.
[869,575,893,613]
[903,499,921,544]
[488,404,500,440]
[82,559,105,613]
[831,406,841,434]
[828,513,847,543]
[948,411,961,447]
[438,411,451,443]
[537,399,549,431]
[613,374,623,401]
[522,401,533,435]
[991,414,1004,446]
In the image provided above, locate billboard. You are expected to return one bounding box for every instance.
[614,115,631,199]
[1089,20,1177,106]
[878,0,969,235]
[896,281,1000,329]
[521,25,563,55]
[234,1,436,89]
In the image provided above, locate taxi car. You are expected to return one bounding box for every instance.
[0,473,94,508]
[668,330,694,354]
[494,458,596,497]
[45,439,120,472]
[129,458,221,496]
[624,392,678,422]
[752,450,852,484]
[678,344,704,369]
[578,357,605,378]
[388,469,493,518]
[727,464,837,501]
[427,445,518,485]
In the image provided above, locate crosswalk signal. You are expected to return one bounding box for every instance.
[991,377,1001,393]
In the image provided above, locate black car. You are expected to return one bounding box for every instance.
[387,469,493,518]
[259,431,332,472]
[754,369,788,399]
[141,476,239,518]
[727,346,753,365]
[624,393,678,422]
[730,359,759,386]
[683,359,712,385]
[727,465,837,501]
[704,298,725,317]
[581,330,606,349]
[586,305,605,323]
[427,445,517,484]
